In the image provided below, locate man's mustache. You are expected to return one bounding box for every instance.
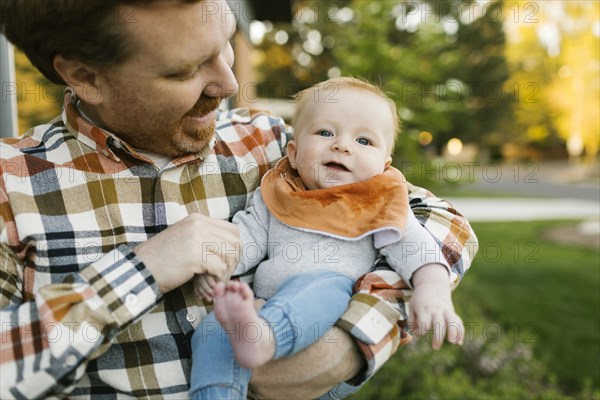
[186,95,222,118]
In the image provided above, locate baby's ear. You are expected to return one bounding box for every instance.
[286,140,298,169]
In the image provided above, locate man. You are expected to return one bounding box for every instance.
[0,1,478,398]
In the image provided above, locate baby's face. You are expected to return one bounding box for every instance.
[288,87,395,190]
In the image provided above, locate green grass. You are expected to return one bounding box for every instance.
[459,221,600,392]
[355,220,600,399]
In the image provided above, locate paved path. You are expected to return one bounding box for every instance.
[447,197,599,222]
[441,161,599,223]
[457,161,599,201]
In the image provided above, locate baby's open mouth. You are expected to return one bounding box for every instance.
[324,162,350,172]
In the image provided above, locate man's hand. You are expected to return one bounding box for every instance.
[135,214,240,294]
[194,246,241,301]
[410,263,464,349]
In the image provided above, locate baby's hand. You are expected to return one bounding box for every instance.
[194,274,220,302]
[194,257,239,302]
[409,264,464,350]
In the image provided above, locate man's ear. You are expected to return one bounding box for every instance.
[53,55,104,104]
[286,140,298,169]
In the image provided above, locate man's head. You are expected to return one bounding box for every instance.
[0,0,238,157]
[287,77,400,190]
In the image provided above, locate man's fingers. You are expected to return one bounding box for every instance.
[195,276,214,298]
[205,275,218,287]
[199,259,227,281]
[194,281,206,299]
[194,279,212,301]
[188,215,241,271]
[191,214,239,241]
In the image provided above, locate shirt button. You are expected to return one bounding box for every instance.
[108,136,122,149]
[65,354,78,367]
[372,317,382,328]
[186,312,196,323]
[126,294,138,305]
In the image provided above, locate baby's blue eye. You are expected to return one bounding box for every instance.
[317,130,334,137]
[356,137,371,146]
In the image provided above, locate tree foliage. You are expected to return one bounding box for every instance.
[256,0,600,162]
[13,49,63,135]
[256,0,513,165]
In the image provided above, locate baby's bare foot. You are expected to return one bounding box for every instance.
[213,281,275,368]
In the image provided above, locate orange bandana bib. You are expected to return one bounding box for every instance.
[260,157,409,241]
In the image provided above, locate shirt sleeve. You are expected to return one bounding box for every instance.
[336,182,478,384]
[0,184,162,399]
[231,189,271,276]
[405,182,479,288]
[378,208,451,288]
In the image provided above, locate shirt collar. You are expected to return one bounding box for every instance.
[63,88,122,162]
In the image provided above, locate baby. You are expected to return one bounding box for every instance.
[189,77,464,399]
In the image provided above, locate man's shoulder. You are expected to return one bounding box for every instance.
[1,116,67,159]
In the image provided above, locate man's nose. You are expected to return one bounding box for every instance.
[203,56,239,99]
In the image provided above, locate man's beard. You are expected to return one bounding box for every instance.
[163,95,223,157]
[160,94,222,157]
[110,94,223,158]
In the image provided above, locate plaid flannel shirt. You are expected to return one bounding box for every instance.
[0,89,478,399]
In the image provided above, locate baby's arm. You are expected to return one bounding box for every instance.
[378,208,464,348]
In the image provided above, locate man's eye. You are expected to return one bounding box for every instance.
[317,130,333,137]
[168,69,198,81]
[356,137,372,146]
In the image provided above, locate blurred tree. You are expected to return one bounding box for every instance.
[502,5,561,156]
[451,1,513,156]
[331,0,513,156]
[255,0,513,167]
[253,0,349,98]
[547,1,600,158]
[504,1,599,159]
[14,49,63,135]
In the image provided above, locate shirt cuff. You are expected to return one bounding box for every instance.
[80,245,162,327]
[336,293,400,345]
[336,269,410,345]
[335,269,413,385]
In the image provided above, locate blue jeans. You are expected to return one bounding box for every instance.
[189,269,355,399]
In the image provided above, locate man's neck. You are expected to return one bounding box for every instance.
[74,97,107,130]
[73,95,173,167]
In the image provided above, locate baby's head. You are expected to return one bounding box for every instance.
[288,77,399,190]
